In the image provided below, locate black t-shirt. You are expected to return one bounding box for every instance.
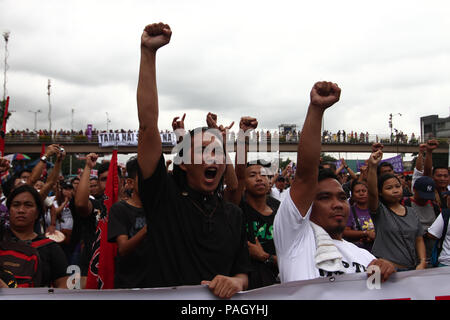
[241,195,279,255]
[138,155,251,288]
[107,200,148,288]
[240,195,280,289]
[32,234,68,287]
[0,227,68,287]
[70,197,106,275]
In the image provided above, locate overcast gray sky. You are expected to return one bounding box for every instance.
[1,0,450,140]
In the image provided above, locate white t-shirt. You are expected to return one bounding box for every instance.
[273,191,376,282]
[44,201,73,231]
[428,213,450,266]
[270,186,289,202]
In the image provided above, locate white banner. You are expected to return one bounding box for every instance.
[1,267,450,300]
[97,131,176,147]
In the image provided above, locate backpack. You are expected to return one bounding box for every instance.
[430,209,450,267]
[0,233,53,288]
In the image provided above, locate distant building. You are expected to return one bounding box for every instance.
[420,115,450,141]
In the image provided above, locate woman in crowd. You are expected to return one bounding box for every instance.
[343,180,375,252]
[2,184,69,287]
[367,150,427,271]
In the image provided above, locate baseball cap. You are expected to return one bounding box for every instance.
[414,176,436,200]
[61,181,74,189]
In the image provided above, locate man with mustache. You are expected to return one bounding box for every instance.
[274,81,395,282]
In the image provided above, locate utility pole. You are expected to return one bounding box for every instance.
[47,79,52,132]
[106,112,111,131]
[71,108,74,132]
[28,109,42,131]
[2,31,9,103]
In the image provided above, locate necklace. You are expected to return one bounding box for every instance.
[182,191,219,233]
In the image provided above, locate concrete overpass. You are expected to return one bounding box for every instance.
[4,138,449,155]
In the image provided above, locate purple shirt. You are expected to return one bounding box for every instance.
[346,205,374,252]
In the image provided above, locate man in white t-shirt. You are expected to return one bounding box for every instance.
[273,81,395,283]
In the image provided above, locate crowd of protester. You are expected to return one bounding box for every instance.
[0,22,449,299]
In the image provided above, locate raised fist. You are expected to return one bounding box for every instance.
[206,112,234,133]
[426,139,439,152]
[0,157,10,173]
[368,150,383,167]
[172,113,186,132]
[239,116,258,133]
[310,81,341,110]
[141,22,172,51]
[371,143,384,153]
[419,143,427,153]
[86,153,98,169]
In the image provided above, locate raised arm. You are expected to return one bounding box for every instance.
[28,144,59,186]
[137,22,172,179]
[39,147,65,200]
[367,150,383,212]
[235,116,259,202]
[415,143,426,172]
[289,82,341,216]
[74,153,97,217]
[424,139,438,177]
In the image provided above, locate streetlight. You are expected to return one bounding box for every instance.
[28,109,42,132]
[106,112,111,131]
[389,113,402,142]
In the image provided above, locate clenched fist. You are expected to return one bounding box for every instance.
[141,22,172,51]
[310,81,341,110]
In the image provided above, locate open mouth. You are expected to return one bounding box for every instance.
[204,167,218,180]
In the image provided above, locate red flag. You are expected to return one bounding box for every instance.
[40,144,46,157]
[86,149,119,289]
[0,96,10,157]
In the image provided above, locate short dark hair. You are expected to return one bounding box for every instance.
[433,166,449,175]
[321,162,337,172]
[6,184,45,221]
[246,159,271,168]
[126,156,139,180]
[377,173,401,193]
[98,161,122,178]
[377,162,394,176]
[71,177,80,183]
[351,179,368,192]
[318,168,339,182]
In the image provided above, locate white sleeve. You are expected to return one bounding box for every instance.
[428,214,444,239]
[273,190,312,257]
[412,167,423,189]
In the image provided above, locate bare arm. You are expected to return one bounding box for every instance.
[415,144,426,172]
[137,22,172,180]
[28,144,59,186]
[290,82,341,216]
[116,225,148,257]
[424,139,438,177]
[39,149,65,200]
[233,116,259,204]
[415,236,427,269]
[367,150,383,212]
[74,153,97,217]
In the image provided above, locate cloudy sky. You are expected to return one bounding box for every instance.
[1,0,450,141]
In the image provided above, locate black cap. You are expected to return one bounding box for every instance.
[414,176,435,200]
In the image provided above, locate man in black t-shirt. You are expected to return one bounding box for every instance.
[234,118,280,289]
[74,153,108,285]
[108,157,148,289]
[136,22,251,299]
[240,164,280,289]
